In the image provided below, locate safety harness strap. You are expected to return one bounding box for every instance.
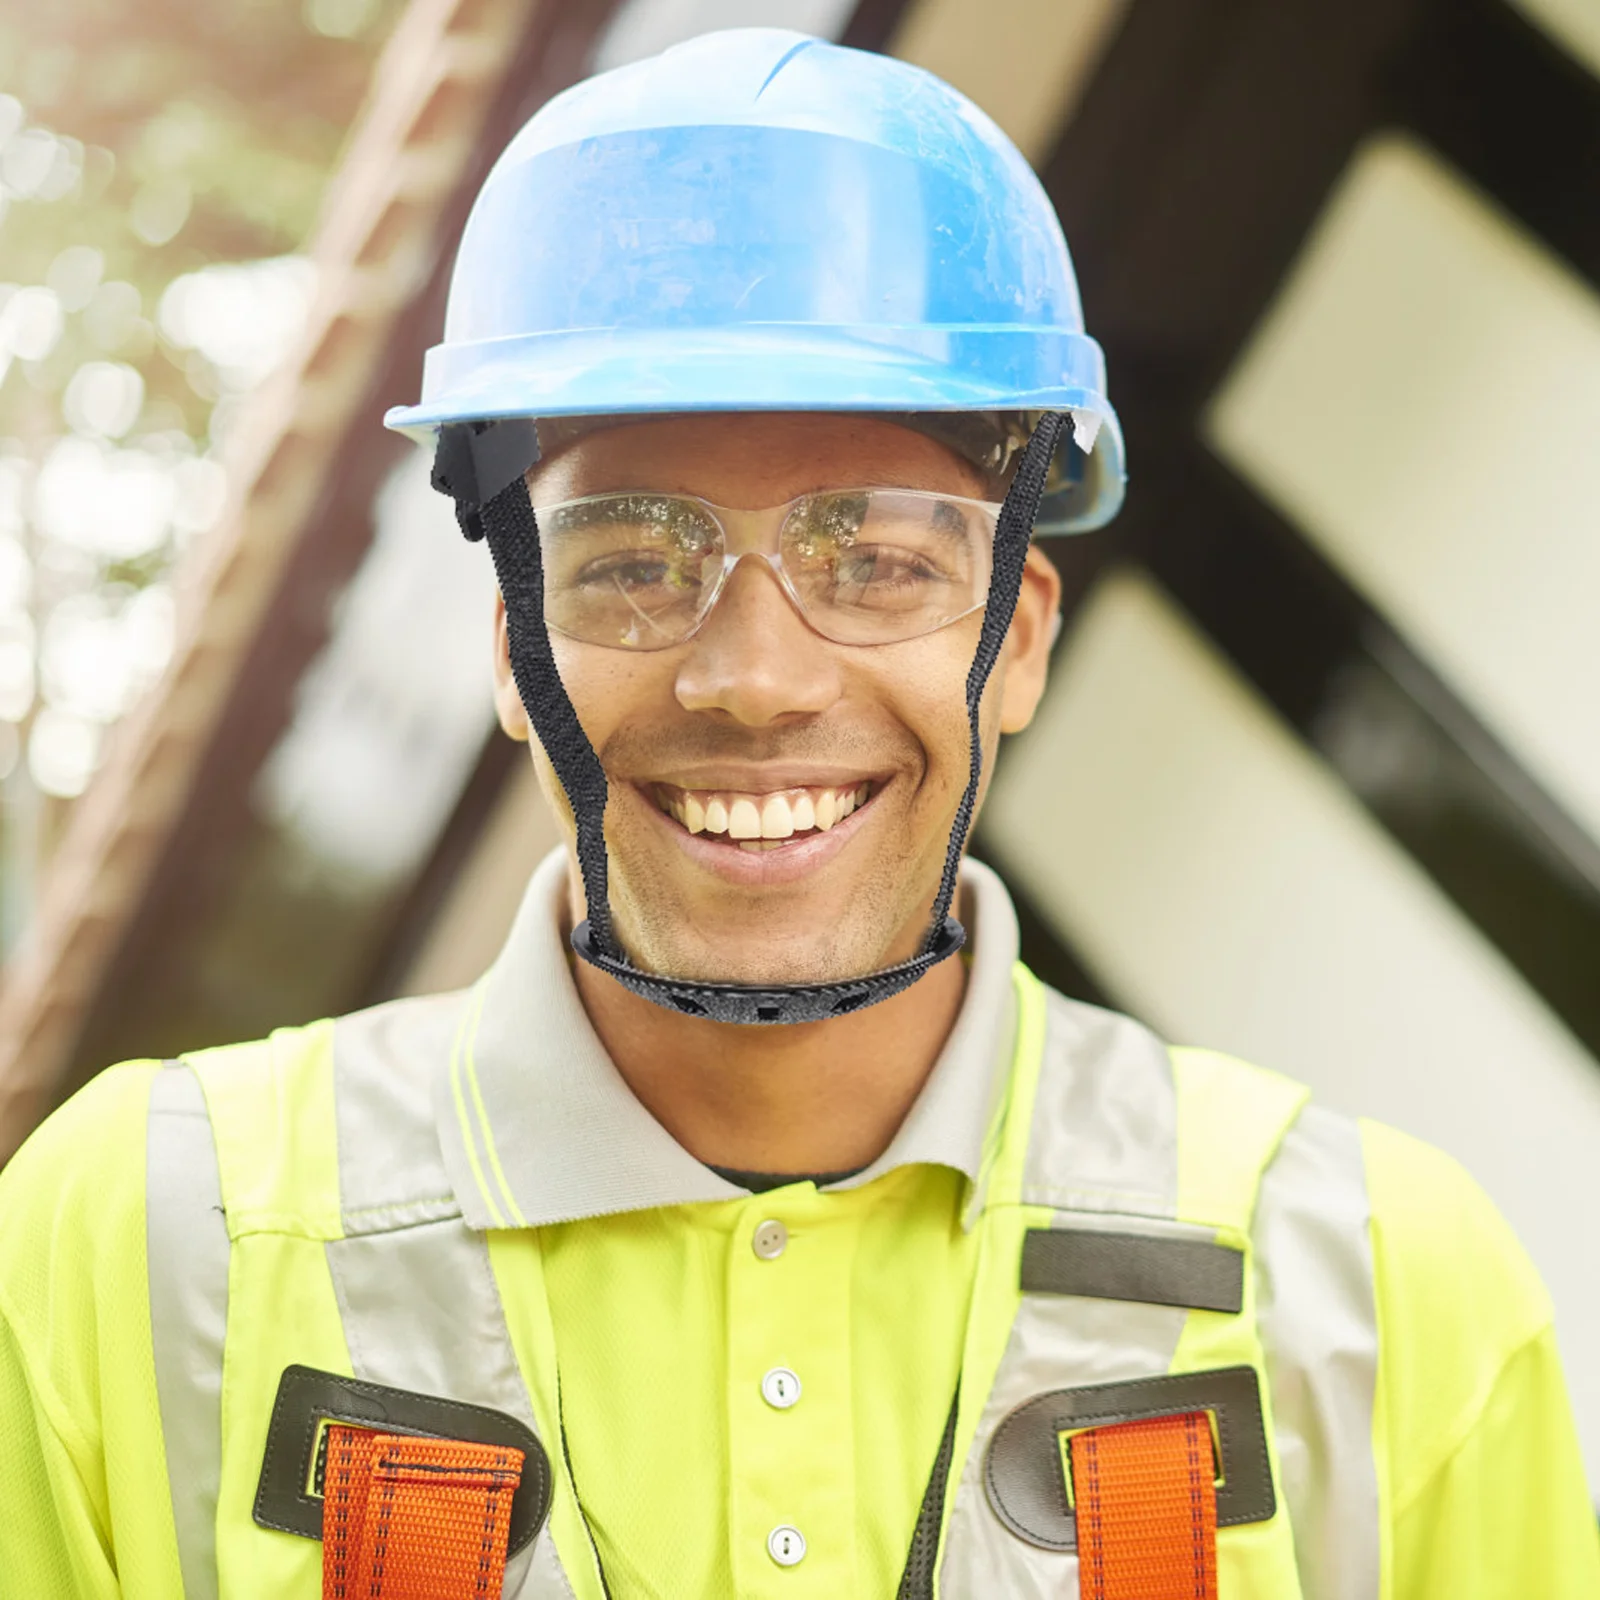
[320,1425,525,1600]
[1067,1412,1219,1600]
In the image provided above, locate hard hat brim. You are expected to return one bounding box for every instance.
[384,325,1125,534]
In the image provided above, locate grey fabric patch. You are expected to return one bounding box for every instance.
[146,1061,230,1600]
[1254,1105,1379,1600]
[1020,1227,1244,1314]
[1020,992,1178,1216]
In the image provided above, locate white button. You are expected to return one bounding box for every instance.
[752,1219,788,1260]
[767,1524,807,1566]
[761,1367,802,1409]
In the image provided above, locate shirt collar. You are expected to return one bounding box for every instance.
[434,848,1020,1230]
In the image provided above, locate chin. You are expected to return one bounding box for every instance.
[620,924,897,991]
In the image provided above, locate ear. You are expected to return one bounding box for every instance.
[492,592,531,741]
[997,544,1063,734]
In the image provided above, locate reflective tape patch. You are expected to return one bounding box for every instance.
[1020,1228,1245,1315]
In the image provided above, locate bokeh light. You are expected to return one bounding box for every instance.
[0,0,404,873]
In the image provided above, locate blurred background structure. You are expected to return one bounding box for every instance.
[2,0,1599,1485]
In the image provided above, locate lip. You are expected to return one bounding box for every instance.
[643,765,889,793]
[633,778,881,886]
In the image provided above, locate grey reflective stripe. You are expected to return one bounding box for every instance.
[334,988,468,1234]
[1254,1104,1379,1600]
[146,1061,230,1600]
[329,1000,580,1600]
[940,993,1187,1596]
[1019,992,1178,1215]
[1020,1227,1244,1313]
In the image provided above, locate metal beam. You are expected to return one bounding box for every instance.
[1026,0,1600,1055]
[1388,0,1600,298]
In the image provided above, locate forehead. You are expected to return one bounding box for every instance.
[528,412,989,508]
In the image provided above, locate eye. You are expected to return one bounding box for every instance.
[832,546,951,601]
[574,551,684,592]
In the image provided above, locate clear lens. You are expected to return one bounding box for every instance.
[538,489,994,649]
[541,493,723,649]
[781,490,991,644]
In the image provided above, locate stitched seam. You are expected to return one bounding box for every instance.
[339,1200,464,1238]
[342,1197,457,1219]
[1391,1321,1555,1518]
[0,1288,102,1491]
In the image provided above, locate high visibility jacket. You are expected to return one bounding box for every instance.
[1,966,1596,1596]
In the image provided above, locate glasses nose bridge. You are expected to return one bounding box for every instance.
[711,499,789,559]
[699,501,810,625]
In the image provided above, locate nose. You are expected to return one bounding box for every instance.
[674,556,843,726]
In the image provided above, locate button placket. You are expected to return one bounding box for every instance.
[728,1193,857,1594]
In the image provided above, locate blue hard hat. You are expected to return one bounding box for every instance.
[385,28,1124,534]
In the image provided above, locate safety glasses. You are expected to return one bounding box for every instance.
[534,488,1002,650]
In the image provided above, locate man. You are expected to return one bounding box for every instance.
[1,27,1595,1600]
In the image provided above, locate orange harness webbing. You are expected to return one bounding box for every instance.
[1068,1410,1219,1600]
[321,1424,525,1600]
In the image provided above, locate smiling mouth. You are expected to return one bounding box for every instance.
[651,781,874,852]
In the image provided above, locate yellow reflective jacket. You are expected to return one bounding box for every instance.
[1,966,1596,1596]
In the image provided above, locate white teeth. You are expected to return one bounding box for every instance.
[728,797,762,839]
[760,795,794,838]
[658,783,873,841]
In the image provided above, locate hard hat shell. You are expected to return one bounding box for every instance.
[385,29,1124,533]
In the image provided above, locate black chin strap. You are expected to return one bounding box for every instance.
[434,411,1066,1025]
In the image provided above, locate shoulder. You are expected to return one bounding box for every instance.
[185,991,468,1236]
[0,1060,166,1417]
[1357,1119,1555,1485]
[1359,1117,1548,1331]
[0,1059,163,1287]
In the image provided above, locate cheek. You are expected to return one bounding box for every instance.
[862,635,980,787]
[551,641,673,740]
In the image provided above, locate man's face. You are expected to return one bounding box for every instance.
[494,412,1060,987]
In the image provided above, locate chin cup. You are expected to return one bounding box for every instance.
[570,916,966,1025]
